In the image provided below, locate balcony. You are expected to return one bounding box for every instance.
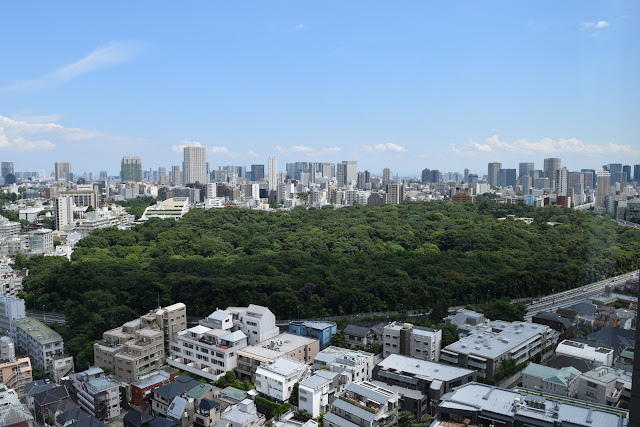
[440,352,459,364]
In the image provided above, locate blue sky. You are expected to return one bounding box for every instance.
[1,1,638,177]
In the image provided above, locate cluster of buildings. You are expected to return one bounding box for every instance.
[0,291,637,427]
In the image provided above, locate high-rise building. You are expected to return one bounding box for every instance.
[251,164,265,181]
[183,146,207,185]
[120,156,142,182]
[543,158,561,188]
[386,183,404,205]
[581,169,596,188]
[604,163,622,184]
[615,171,628,186]
[1,161,14,179]
[623,165,632,182]
[171,165,182,186]
[336,163,347,187]
[55,162,72,182]
[554,167,569,196]
[268,157,277,191]
[596,170,611,207]
[497,169,516,188]
[518,162,534,180]
[158,167,168,185]
[487,162,502,187]
[382,168,392,187]
[54,196,75,230]
[357,171,371,190]
[339,161,357,186]
[319,163,335,179]
[634,165,640,183]
[421,168,440,183]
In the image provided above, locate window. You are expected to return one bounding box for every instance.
[586,381,598,389]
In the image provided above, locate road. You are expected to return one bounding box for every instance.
[25,310,67,325]
[524,270,638,318]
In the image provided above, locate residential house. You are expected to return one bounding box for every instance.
[150,375,201,418]
[32,385,70,424]
[214,399,265,427]
[313,346,375,384]
[578,366,631,407]
[343,325,376,351]
[299,370,346,418]
[130,367,179,410]
[521,363,581,397]
[532,311,576,341]
[382,322,441,361]
[289,321,337,349]
[323,382,399,427]
[255,358,311,402]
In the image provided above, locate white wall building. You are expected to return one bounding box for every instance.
[383,322,442,362]
[298,370,345,418]
[255,358,310,402]
[184,146,207,185]
[555,339,614,367]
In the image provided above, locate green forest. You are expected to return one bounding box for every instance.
[20,198,640,369]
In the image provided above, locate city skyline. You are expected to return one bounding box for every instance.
[1,2,638,175]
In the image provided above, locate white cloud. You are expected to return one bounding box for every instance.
[291,145,314,152]
[295,24,305,30]
[172,139,203,152]
[247,149,258,157]
[3,40,145,91]
[579,20,611,34]
[321,147,341,152]
[209,146,229,154]
[596,20,610,28]
[360,142,407,153]
[449,134,637,157]
[277,145,340,154]
[10,113,63,123]
[0,114,140,153]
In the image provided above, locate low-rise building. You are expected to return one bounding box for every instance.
[532,311,576,341]
[372,354,476,418]
[32,385,70,424]
[139,198,190,221]
[577,366,631,407]
[12,317,74,379]
[555,339,614,367]
[299,370,346,418]
[343,325,377,351]
[440,320,553,378]
[67,367,121,420]
[130,367,179,410]
[150,375,201,417]
[203,305,279,346]
[323,381,399,427]
[0,350,32,399]
[237,333,319,382]
[214,399,265,427]
[289,321,337,349]
[0,295,25,336]
[433,382,626,427]
[255,358,311,402]
[382,322,442,361]
[0,401,34,427]
[521,363,581,397]
[313,346,375,383]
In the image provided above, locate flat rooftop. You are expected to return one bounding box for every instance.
[239,333,316,361]
[377,354,475,382]
[13,317,62,345]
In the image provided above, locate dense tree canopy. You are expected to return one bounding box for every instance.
[22,200,640,369]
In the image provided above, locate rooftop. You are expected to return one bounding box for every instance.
[376,354,475,382]
[13,317,63,345]
[258,357,308,377]
[522,363,581,386]
[239,333,317,361]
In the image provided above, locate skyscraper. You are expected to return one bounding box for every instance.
[183,146,207,185]
[623,165,632,182]
[382,168,392,187]
[251,164,265,181]
[518,162,534,180]
[554,167,569,196]
[634,165,640,183]
[342,161,357,186]
[158,167,168,185]
[581,169,596,189]
[336,163,347,187]
[120,156,143,182]
[386,183,404,205]
[497,169,516,188]
[171,165,182,186]
[596,169,611,207]
[487,162,502,187]
[268,157,277,191]
[543,158,561,188]
[55,162,72,182]
[1,161,14,179]
[604,163,622,184]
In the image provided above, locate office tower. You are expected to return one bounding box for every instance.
[357,171,371,190]
[336,163,347,187]
[158,167,168,185]
[623,165,631,181]
[543,158,561,188]
[55,162,72,182]
[487,162,502,187]
[604,163,622,184]
[554,167,569,196]
[568,171,584,195]
[251,164,265,181]
[518,162,534,180]
[497,169,516,188]
[386,183,404,205]
[54,196,75,230]
[382,168,392,187]
[634,165,640,183]
[615,171,628,186]
[467,174,479,184]
[120,156,143,182]
[285,163,296,180]
[293,162,308,180]
[339,161,357,186]
[596,170,611,207]
[171,166,182,186]
[1,161,14,178]
[421,168,440,183]
[463,168,469,183]
[520,175,531,195]
[581,169,596,188]
[320,163,335,179]
[268,157,277,191]
[183,146,207,185]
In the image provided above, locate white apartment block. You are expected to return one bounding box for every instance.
[210,304,279,346]
[299,370,346,418]
[255,358,311,402]
[555,339,614,367]
[578,366,631,407]
[0,217,20,238]
[12,317,71,376]
[383,322,442,362]
[0,295,25,334]
[324,381,398,427]
[313,346,375,385]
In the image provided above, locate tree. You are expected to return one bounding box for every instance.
[329,331,346,348]
[86,205,95,213]
[32,365,45,380]
[398,410,415,427]
[288,382,299,405]
[12,253,28,269]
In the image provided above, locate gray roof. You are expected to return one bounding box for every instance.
[376,354,475,382]
[587,327,636,354]
[533,311,573,329]
[69,417,108,427]
[544,354,597,373]
[200,399,219,411]
[331,398,376,422]
[148,417,179,427]
[33,385,69,406]
[123,409,154,427]
[0,404,34,426]
[568,302,596,316]
[152,375,200,400]
[167,396,188,421]
[56,408,90,425]
[346,382,394,405]
[343,325,370,337]
[323,411,361,427]
[24,380,52,396]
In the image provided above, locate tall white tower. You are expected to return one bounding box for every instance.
[268,157,277,191]
[183,146,207,185]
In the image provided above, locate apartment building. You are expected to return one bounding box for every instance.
[67,367,121,420]
[299,370,346,418]
[207,304,279,346]
[255,358,311,402]
[313,346,376,384]
[555,339,614,367]
[214,399,266,427]
[521,363,581,397]
[324,382,399,427]
[372,354,476,419]
[0,295,25,335]
[237,333,319,382]
[0,337,32,399]
[12,317,74,379]
[382,321,442,362]
[93,303,187,383]
[434,382,626,427]
[577,366,631,407]
[289,321,337,349]
[440,321,554,378]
